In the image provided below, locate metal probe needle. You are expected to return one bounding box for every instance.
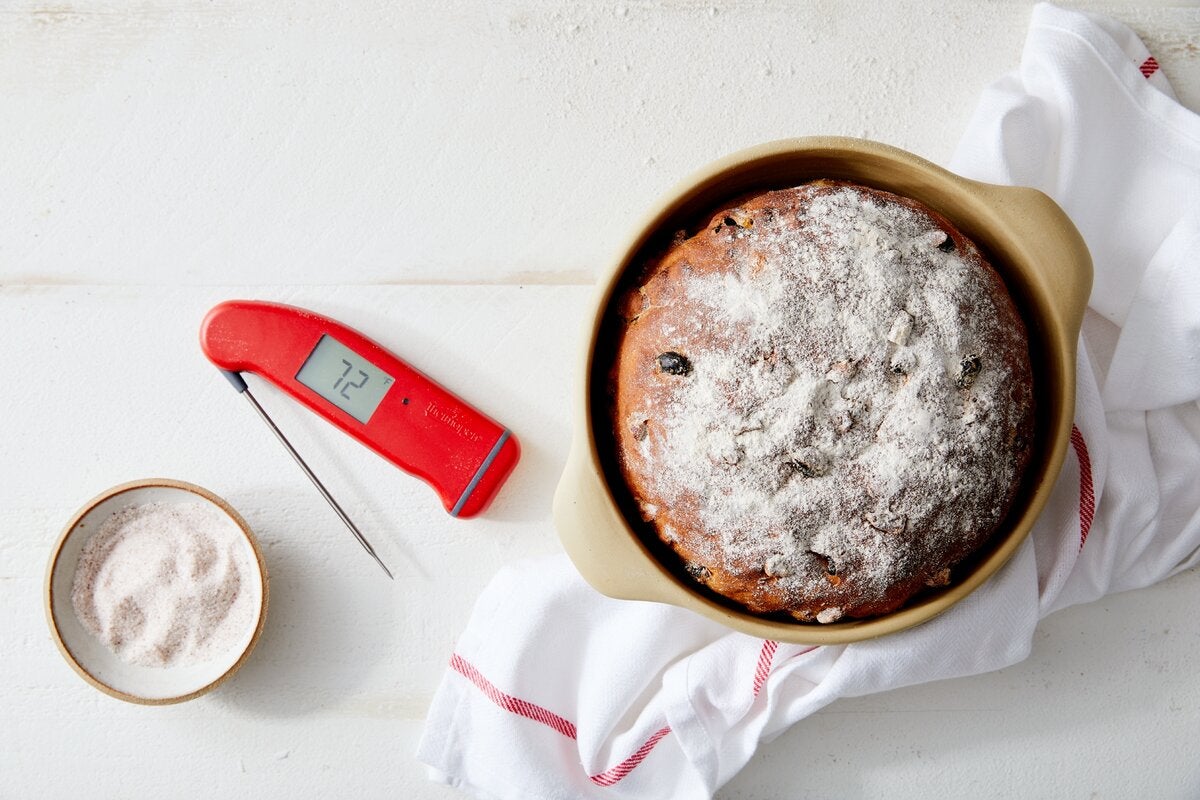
[220,370,394,579]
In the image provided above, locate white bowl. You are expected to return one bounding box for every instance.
[45,479,268,704]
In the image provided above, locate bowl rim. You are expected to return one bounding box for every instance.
[44,478,270,705]
[556,135,1091,644]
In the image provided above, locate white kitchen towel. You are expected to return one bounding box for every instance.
[418,5,1200,798]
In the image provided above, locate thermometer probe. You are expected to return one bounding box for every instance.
[200,300,520,577]
[219,368,395,578]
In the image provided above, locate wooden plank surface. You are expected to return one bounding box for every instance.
[2,2,1197,286]
[2,2,1199,798]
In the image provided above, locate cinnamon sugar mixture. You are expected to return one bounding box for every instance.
[71,501,255,667]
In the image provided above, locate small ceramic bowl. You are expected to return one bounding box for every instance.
[45,479,268,704]
[554,137,1092,645]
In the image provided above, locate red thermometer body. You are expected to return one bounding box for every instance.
[200,300,519,518]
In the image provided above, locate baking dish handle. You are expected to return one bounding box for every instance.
[960,180,1093,338]
[553,435,681,605]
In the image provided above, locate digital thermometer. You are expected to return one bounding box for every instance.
[200,301,520,522]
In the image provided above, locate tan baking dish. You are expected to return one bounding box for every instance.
[554,136,1091,645]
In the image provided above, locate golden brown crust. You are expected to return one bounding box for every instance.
[609,181,1034,623]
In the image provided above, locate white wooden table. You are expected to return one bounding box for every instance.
[3,2,1198,797]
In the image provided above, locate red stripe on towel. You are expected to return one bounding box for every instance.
[449,653,578,740]
[752,640,778,697]
[1070,425,1095,551]
[450,652,667,784]
[588,726,673,786]
[1139,56,1159,78]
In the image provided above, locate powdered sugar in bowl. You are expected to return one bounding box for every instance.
[46,479,268,704]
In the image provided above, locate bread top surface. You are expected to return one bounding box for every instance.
[609,181,1034,622]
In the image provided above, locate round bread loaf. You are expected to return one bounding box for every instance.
[609,180,1034,623]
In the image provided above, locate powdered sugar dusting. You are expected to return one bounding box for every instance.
[613,183,1034,621]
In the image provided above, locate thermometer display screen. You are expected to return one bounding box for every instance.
[295,335,395,423]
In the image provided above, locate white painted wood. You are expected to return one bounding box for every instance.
[1,2,1196,285]
[1,2,1198,798]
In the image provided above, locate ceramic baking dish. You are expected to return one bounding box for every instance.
[553,137,1092,645]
